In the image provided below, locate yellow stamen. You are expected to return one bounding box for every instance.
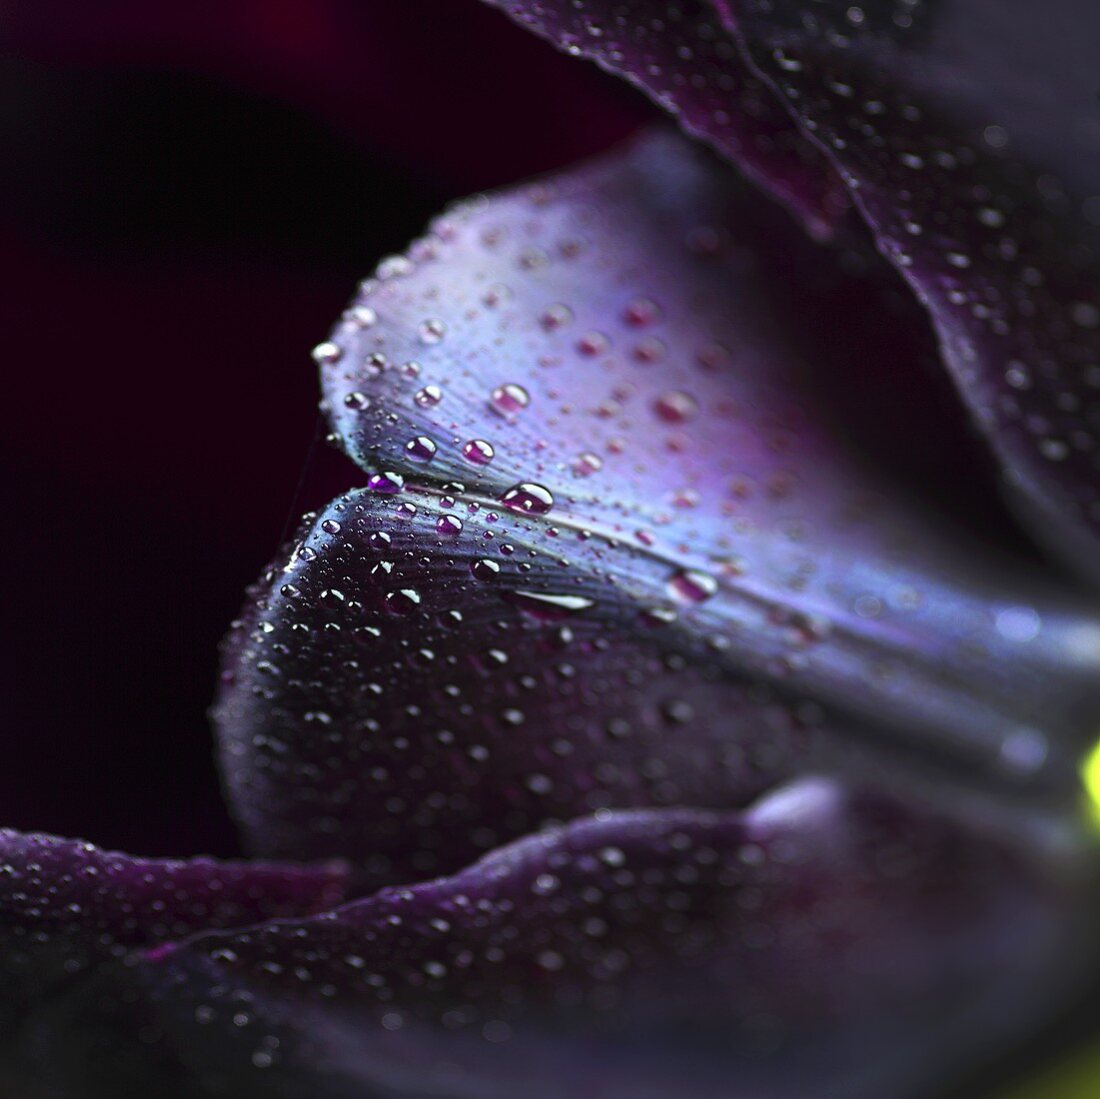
[1080,736,1100,829]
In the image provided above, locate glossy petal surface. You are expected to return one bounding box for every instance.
[9,782,1085,1099]
[217,131,1100,884]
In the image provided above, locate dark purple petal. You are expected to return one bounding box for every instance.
[481,0,848,234]
[0,829,347,1040]
[7,782,1086,1098]
[216,131,1100,885]
[693,0,1100,578]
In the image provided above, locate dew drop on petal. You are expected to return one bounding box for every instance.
[385,589,421,615]
[367,471,405,495]
[667,569,719,603]
[539,303,573,331]
[654,390,698,424]
[415,385,443,408]
[500,482,554,515]
[347,305,377,329]
[471,558,501,580]
[418,318,446,344]
[463,439,495,465]
[623,297,661,327]
[405,436,437,462]
[436,514,464,536]
[576,331,610,356]
[490,384,530,416]
[311,341,342,365]
[572,452,603,477]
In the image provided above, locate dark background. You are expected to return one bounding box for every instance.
[0,0,643,858]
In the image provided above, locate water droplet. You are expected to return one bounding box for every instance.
[347,305,377,328]
[463,439,495,465]
[539,303,573,330]
[653,390,698,424]
[436,514,464,536]
[415,385,443,408]
[368,471,405,495]
[471,559,501,580]
[418,318,446,344]
[662,699,695,724]
[576,331,610,356]
[639,606,678,627]
[490,384,530,416]
[500,482,554,515]
[667,569,718,603]
[623,297,660,327]
[405,435,437,462]
[572,452,603,476]
[385,589,421,615]
[483,283,512,308]
[311,341,342,365]
[343,391,370,411]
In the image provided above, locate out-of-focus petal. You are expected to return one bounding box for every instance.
[702,0,1100,578]
[8,781,1088,1098]
[0,829,347,1040]
[481,0,848,233]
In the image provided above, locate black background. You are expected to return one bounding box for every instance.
[0,0,642,857]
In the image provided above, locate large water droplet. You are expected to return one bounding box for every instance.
[405,436,437,462]
[501,482,554,515]
[368,471,405,495]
